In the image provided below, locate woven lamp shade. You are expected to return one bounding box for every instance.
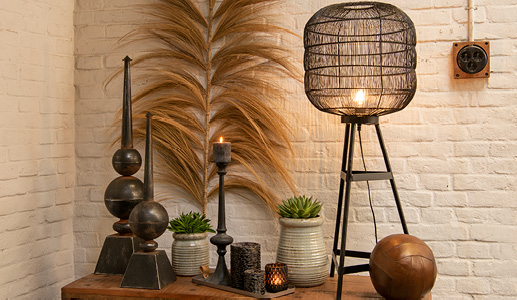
[304,2,417,117]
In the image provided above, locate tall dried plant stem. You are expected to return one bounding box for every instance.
[202,1,216,215]
[112,0,302,214]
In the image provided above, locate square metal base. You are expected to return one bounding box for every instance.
[120,250,176,290]
[94,234,142,275]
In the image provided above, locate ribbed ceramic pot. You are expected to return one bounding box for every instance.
[171,232,209,276]
[276,216,329,287]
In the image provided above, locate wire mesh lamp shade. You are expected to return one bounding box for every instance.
[304,2,417,117]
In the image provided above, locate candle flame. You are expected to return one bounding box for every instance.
[273,277,282,285]
[219,137,223,143]
[354,90,365,106]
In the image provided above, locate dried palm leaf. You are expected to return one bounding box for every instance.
[117,0,301,213]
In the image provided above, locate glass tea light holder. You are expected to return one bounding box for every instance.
[265,263,288,293]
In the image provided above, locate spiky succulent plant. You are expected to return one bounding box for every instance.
[167,211,215,234]
[276,195,322,219]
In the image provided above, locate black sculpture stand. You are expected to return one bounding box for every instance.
[332,116,409,300]
[94,234,142,275]
[120,250,176,290]
[204,162,233,286]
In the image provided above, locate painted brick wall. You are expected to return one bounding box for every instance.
[74,0,517,299]
[0,0,75,298]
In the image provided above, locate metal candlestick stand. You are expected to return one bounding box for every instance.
[192,160,296,298]
[205,162,233,286]
[332,116,409,300]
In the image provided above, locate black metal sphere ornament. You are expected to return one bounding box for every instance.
[112,57,142,176]
[104,56,144,235]
[304,2,417,117]
[129,112,169,252]
[121,112,176,289]
[129,201,169,252]
[95,56,144,275]
[105,176,144,233]
[113,148,142,176]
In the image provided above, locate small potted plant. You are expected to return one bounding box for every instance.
[168,211,215,276]
[276,195,329,287]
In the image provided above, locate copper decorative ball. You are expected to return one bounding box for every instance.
[369,234,437,300]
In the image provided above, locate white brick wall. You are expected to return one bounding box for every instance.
[3,0,514,298]
[0,0,75,299]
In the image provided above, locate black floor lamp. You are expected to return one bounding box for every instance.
[303,2,417,299]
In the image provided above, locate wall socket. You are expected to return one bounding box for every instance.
[453,41,490,79]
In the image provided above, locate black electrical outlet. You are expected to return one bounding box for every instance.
[452,41,490,79]
[457,45,488,74]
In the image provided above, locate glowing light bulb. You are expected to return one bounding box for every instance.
[354,90,365,106]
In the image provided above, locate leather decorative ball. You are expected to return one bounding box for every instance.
[129,201,169,247]
[369,234,437,300]
[112,148,142,176]
[104,176,144,220]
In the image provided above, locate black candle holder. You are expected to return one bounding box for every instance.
[204,162,233,286]
[191,153,295,298]
[265,263,289,293]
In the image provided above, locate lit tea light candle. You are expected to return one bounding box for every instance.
[265,263,288,293]
[213,137,231,163]
[354,89,365,106]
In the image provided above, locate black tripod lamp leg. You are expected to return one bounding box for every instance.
[374,124,409,234]
[331,124,352,277]
[336,123,356,300]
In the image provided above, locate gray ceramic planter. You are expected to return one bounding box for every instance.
[171,232,209,276]
[276,216,329,287]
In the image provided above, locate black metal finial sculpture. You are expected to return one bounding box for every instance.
[128,112,168,252]
[121,112,176,290]
[95,56,144,275]
[304,2,417,118]
[113,56,142,176]
[204,140,233,286]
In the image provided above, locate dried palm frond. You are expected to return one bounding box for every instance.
[117,0,301,213]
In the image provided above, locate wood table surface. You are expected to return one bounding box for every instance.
[62,273,432,299]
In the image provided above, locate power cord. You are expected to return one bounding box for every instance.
[357,124,378,244]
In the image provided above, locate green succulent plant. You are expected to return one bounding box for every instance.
[276,195,322,219]
[167,211,215,234]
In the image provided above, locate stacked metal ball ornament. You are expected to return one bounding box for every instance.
[95,56,144,275]
[104,56,144,235]
[120,112,176,290]
[129,113,169,252]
